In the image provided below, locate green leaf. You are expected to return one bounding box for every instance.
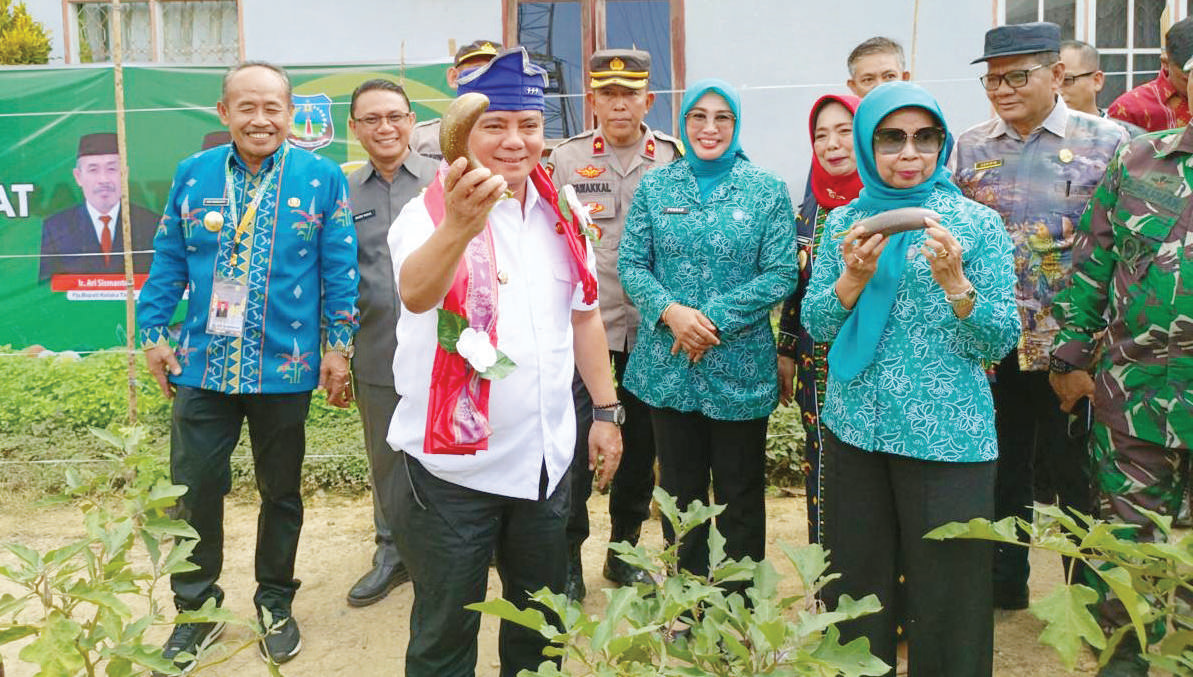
[923,516,1022,544]
[557,193,574,223]
[482,353,517,380]
[1028,583,1104,669]
[4,542,41,568]
[436,309,469,353]
[0,592,30,616]
[780,542,830,593]
[89,426,125,450]
[1094,566,1150,645]
[104,656,135,677]
[0,625,37,644]
[160,538,200,576]
[809,625,891,677]
[19,612,86,675]
[466,597,551,636]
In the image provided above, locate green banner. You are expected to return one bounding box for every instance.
[0,62,450,351]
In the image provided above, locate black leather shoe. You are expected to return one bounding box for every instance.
[347,562,410,607]
[992,582,1029,611]
[564,544,585,602]
[603,551,653,586]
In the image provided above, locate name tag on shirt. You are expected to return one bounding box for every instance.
[974,159,1003,171]
[662,207,689,214]
[202,197,230,206]
[353,210,376,222]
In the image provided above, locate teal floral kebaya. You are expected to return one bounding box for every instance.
[618,156,799,420]
[802,187,1020,462]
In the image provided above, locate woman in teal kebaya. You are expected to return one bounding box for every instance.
[802,82,1018,677]
[618,80,798,582]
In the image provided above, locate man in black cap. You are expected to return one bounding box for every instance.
[409,39,502,160]
[1107,16,1193,132]
[953,21,1128,615]
[546,47,680,602]
[39,132,157,282]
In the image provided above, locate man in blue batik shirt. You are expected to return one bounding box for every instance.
[136,61,359,671]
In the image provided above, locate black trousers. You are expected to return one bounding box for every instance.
[821,429,995,677]
[393,454,569,677]
[169,385,311,615]
[352,377,403,568]
[992,352,1093,592]
[651,407,768,578]
[567,350,657,548]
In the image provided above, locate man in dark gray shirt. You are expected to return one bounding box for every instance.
[344,79,438,607]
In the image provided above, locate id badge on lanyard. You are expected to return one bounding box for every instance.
[207,275,248,337]
[206,144,287,338]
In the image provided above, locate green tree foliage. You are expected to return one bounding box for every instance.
[0,0,52,65]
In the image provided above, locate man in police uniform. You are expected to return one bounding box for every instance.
[344,78,438,607]
[545,48,681,600]
[409,39,501,160]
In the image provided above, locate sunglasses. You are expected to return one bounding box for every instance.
[872,127,946,155]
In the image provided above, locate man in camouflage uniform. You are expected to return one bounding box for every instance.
[408,39,500,161]
[1049,54,1193,677]
[545,48,681,601]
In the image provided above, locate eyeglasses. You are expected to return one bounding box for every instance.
[872,127,946,155]
[684,111,736,129]
[978,63,1048,91]
[353,112,413,128]
[1062,71,1096,87]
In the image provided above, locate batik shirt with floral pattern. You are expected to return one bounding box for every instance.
[1051,127,1193,450]
[954,99,1129,371]
[137,143,359,394]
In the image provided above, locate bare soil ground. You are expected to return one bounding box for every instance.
[0,491,1097,676]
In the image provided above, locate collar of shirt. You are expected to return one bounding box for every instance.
[227,142,284,176]
[989,96,1069,140]
[362,151,432,186]
[1153,68,1179,102]
[85,202,120,241]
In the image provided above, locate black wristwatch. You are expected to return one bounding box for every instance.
[593,403,626,426]
[1049,355,1078,374]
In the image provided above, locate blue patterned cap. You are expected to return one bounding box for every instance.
[456,47,548,112]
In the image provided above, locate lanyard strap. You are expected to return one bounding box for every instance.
[224,142,288,239]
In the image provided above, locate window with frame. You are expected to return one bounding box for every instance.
[505,0,684,139]
[66,0,239,65]
[1003,0,1181,108]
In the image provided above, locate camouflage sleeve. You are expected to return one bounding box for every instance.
[1051,146,1122,369]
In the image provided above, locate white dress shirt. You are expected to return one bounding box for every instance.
[386,178,598,499]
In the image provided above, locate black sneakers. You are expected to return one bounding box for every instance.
[158,620,225,675]
[258,613,302,665]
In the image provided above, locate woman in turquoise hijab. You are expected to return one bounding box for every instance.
[802,82,1019,676]
[618,80,798,584]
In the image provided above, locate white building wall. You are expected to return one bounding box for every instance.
[25,0,67,64]
[684,0,996,188]
[240,0,501,64]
